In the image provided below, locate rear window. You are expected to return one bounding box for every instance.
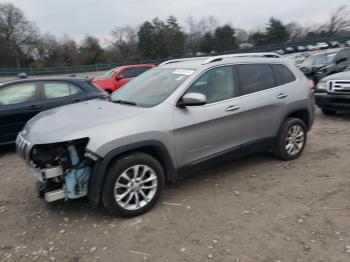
[238,64,277,95]
[43,82,82,99]
[121,68,139,78]
[272,64,296,85]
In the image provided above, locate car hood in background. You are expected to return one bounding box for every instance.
[22,99,144,144]
[92,78,114,89]
[321,71,350,81]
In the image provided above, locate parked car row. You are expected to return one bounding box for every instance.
[277,40,347,55]
[298,47,350,83]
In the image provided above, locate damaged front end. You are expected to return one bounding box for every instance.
[18,137,96,202]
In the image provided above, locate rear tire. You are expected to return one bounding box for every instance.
[102,152,165,217]
[321,109,336,115]
[273,118,307,161]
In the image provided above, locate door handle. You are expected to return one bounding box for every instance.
[277,93,288,99]
[225,105,240,112]
[27,105,40,111]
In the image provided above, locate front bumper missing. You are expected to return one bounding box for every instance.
[28,166,67,202]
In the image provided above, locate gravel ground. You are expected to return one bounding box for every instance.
[1,109,350,262]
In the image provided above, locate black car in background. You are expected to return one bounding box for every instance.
[299,47,350,83]
[314,71,350,115]
[0,77,107,144]
[329,41,341,48]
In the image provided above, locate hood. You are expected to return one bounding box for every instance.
[92,78,114,89]
[23,99,144,144]
[321,71,350,82]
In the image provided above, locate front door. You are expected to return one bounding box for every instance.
[173,65,244,167]
[0,82,40,143]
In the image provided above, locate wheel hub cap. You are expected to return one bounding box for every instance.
[285,124,305,156]
[114,165,158,211]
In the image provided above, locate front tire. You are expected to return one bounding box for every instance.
[102,152,165,217]
[274,118,307,161]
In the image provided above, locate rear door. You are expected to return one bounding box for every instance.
[236,63,289,144]
[37,81,85,111]
[0,82,40,143]
[174,65,244,166]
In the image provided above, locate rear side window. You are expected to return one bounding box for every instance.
[0,83,37,106]
[238,64,277,95]
[272,64,296,85]
[43,82,82,99]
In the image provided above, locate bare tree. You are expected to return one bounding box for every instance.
[326,5,350,36]
[285,22,307,40]
[0,3,39,67]
[110,26,137,60]
[184,15,219,55]
[234,28,249,43]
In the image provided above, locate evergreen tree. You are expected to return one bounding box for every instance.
[265,17,289,44]
[165,15,185,57]
[137,21,155,58]
[199,32,216,54]
[213,25,238,52]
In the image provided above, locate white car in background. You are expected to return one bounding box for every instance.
[315,42,329,50]
[307,45,317,51]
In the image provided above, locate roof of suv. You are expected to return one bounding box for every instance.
[159,53,289,70]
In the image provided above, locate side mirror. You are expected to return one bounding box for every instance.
[177,92,207,107]
[336,57,347,64]
[116,74,125,81]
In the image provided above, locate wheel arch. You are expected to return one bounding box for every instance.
[284,108,311,130]
[88,140,176,208]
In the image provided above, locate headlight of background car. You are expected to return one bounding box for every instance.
[316,81,328,91]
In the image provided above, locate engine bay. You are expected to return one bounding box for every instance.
[29,138,94,202]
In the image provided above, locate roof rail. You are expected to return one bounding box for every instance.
[202,52,282,64]
[159,57,210,66]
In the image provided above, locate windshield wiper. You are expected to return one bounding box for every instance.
[112,99,137,106]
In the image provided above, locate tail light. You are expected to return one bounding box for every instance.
[308,79,315,89]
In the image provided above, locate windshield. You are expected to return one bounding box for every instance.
[302,53,337,67]
[98,68,119,79]
[111,68,194,107]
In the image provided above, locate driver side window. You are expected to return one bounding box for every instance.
[185,66,236,104]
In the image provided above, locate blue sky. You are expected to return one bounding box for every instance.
[4,0,350,43]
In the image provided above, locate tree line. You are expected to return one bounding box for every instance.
[0,3,349,68]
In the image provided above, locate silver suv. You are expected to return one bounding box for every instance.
[16,53,315,217]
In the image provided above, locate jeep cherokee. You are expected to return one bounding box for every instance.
[16,53,315,217]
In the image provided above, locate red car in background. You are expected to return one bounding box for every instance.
[93,64,155,93]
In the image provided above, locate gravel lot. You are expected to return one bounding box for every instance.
[1,109,350,262]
